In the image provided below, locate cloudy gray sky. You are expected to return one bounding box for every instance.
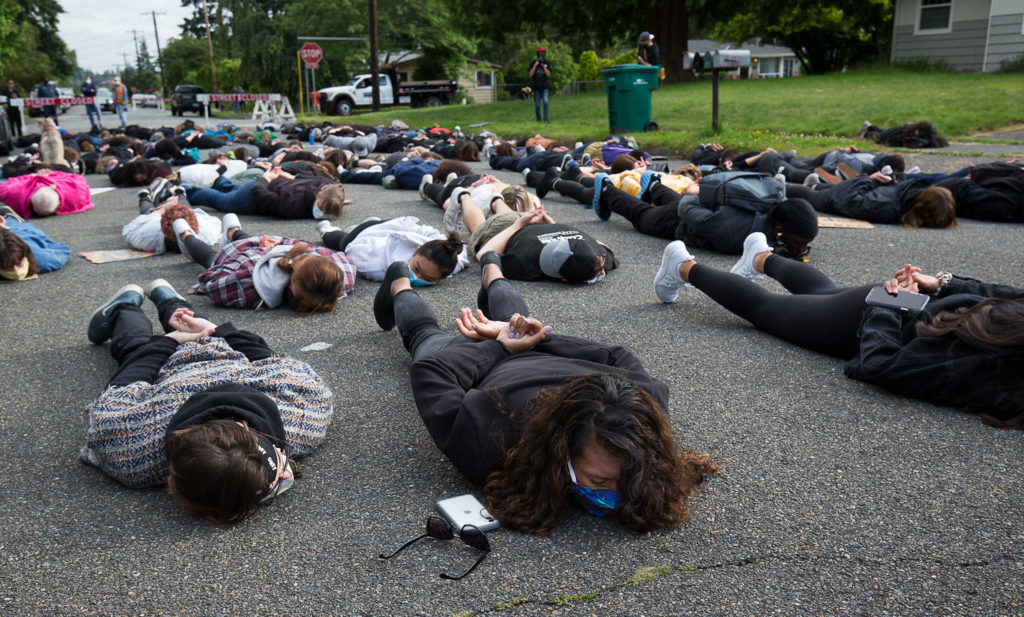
[59,0,195,73]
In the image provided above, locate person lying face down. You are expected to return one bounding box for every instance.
[372,256,718,534]
[83,281,334,526]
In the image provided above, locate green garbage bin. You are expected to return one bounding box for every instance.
[600,64,661,132]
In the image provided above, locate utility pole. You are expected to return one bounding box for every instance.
[146,11,168,99]
[122,52,130,75]
[201,0,218,91]
[369,0,379,111]
[130,29,143,67]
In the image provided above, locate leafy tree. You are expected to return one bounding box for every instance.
[160,36,208,88]
[0,0,75,86]
[21,0,75,77]
[714,0,892,74]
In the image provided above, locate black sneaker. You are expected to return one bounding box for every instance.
[537,167,560,199]
[373,261,411,331]
[88,284,145,344]
[563,163,582,182]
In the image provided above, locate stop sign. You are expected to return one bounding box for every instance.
[301,43,323,69]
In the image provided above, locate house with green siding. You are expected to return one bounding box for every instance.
[891,0,1024,71]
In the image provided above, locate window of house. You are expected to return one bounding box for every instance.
[916,0,953,34]
[475,70,494,88]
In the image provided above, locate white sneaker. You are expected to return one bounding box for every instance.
[220,213,240,248]
[907,165,921,175]
[418,173,432,201]
[856,120,872,139]
[316,219,341,238]
[172,218,196,261]
[802,173,821,187]
[445,172,458,186]
[730,232,771,280]
[445,188,468,233]
[654,241,694,304]
[521,168,531,183]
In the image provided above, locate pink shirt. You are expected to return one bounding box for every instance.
[0,172,94,218]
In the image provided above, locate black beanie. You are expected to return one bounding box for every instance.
[773,198,819,239]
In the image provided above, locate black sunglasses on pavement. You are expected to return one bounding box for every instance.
[379,515,491,580]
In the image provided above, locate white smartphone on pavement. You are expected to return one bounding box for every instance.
[436,494,500,532]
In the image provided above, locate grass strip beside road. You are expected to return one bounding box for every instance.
[299,69,1024,156]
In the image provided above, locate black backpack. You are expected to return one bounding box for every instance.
[699,171,786,232]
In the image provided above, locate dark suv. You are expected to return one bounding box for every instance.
[170,84,205,116]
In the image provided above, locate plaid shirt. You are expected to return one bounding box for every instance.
[189,236,356,309]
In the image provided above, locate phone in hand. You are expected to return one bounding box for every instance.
[865,285,930,313]
[436,494,500,532]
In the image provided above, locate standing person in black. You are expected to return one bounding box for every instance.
[635,32,660,67]
[1,79,22,137]
[36,77,59,126]
[529,46,551,122]
[81,75,101,130]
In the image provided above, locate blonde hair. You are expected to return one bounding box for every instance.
[500,185,532,212]
[671,164,702,181]
[316,184,346,217]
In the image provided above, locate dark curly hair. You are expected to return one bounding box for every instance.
[484,374,718,534]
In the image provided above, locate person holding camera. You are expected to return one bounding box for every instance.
[654,232,1024,428]
[83,280,334,526]
[370,255,717,534]
[635,31,660,66]
[528,46,551,122]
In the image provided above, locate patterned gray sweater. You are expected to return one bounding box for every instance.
[81,337,333,488]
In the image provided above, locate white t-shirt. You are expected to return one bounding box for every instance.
[342,216,469,281]
[178,160,249,186]
[121,209,222,253]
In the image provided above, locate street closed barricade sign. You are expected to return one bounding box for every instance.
[16,97,96,107]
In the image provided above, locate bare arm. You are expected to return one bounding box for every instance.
[475,208,545,260]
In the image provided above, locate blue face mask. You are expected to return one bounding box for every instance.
[311,204,331,220]
[408,269,435,287]
[585,272,605,285]
[567,458,620,516]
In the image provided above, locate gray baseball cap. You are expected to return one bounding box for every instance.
[539,237,600,282]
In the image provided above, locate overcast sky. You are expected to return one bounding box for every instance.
[59,0,195,73]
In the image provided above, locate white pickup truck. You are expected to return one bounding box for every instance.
[315,71,457,116]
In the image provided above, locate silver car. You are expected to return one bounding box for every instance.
[96,87,114,112]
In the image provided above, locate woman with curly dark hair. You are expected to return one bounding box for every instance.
[372,255,718,534]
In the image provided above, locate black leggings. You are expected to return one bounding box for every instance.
[782,183,831,210]
[422,175,478,207]
[183,229,254,269]
[321,218,387,252]
[604,185,679,239]
[395,278,529,361]
[688,257,874,358]
[554,180,594,204]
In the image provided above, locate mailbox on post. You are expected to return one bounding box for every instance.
[684,48,751,133]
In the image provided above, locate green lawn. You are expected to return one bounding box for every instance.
[298,69,1024,155]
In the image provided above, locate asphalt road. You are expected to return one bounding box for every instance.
[2,106,1023,616]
